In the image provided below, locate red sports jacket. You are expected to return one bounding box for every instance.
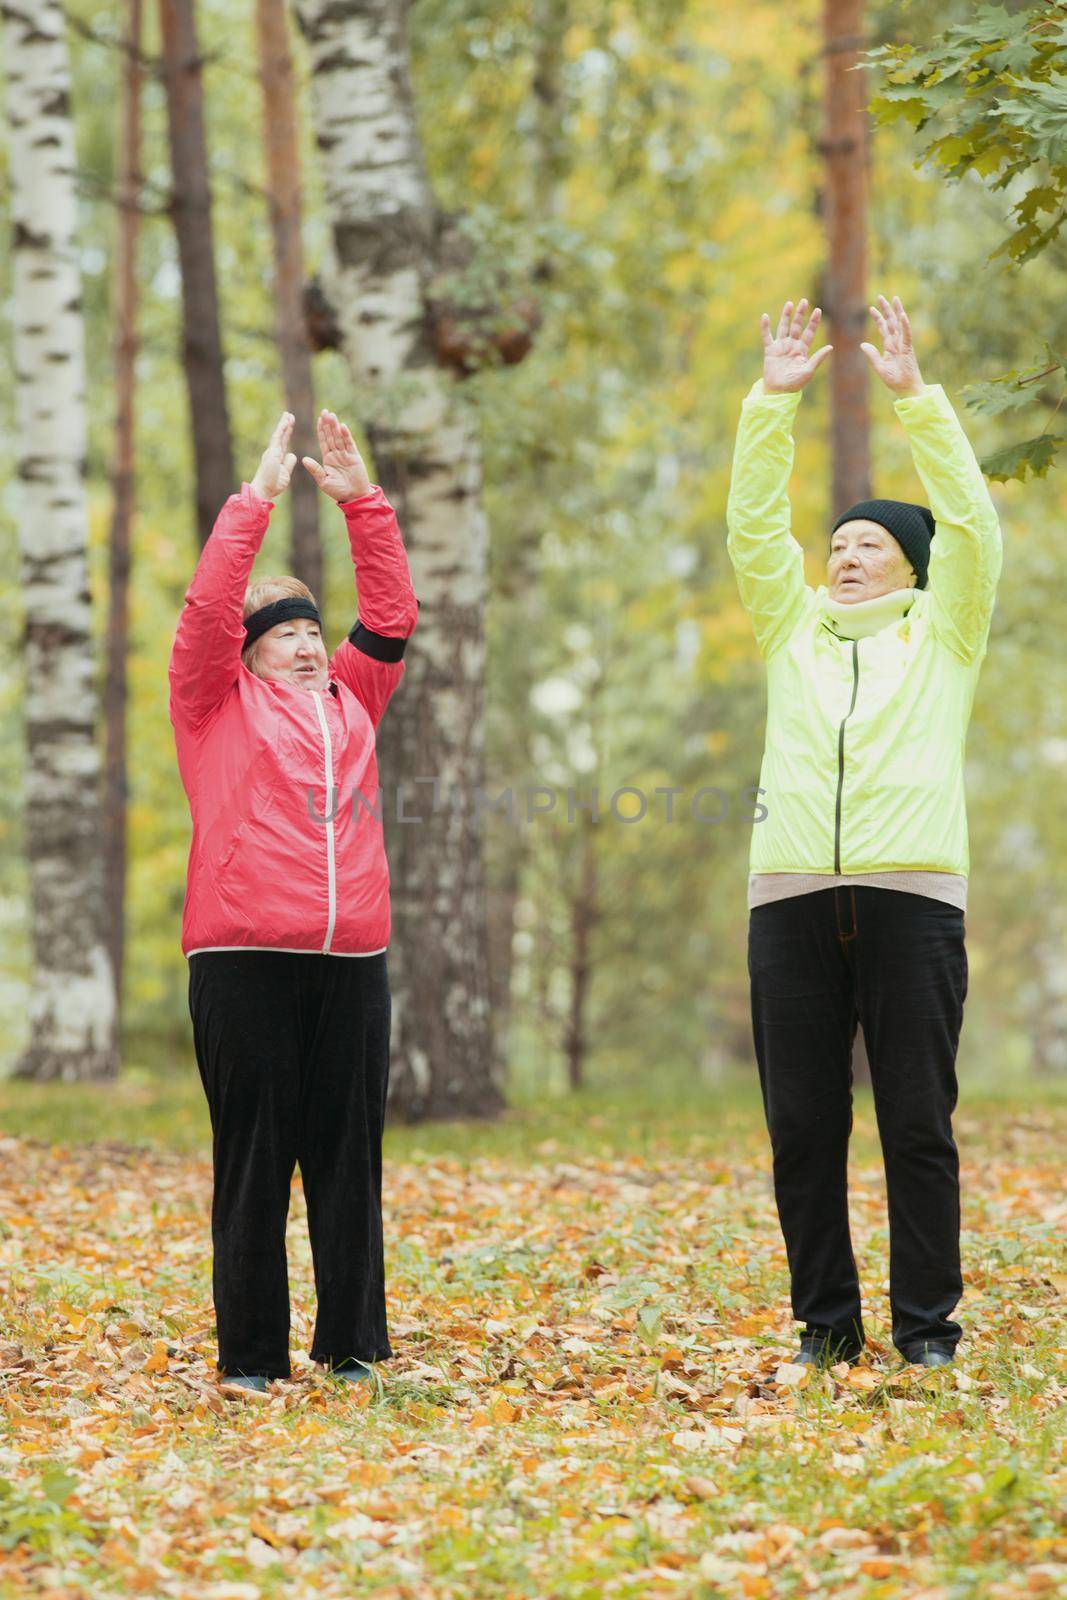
[168,482,418,957]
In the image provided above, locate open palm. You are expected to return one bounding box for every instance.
[761,298,833,393]
[302,409,372,503]
[859,294,924,396]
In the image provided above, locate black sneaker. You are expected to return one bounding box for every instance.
[900,1341,955,1368]
[794,1330,864,1368]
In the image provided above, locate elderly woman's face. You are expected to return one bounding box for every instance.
[254,617,330,690]
[827,519,916,604]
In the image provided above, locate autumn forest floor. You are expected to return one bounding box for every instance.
[0,1069,1064,1600]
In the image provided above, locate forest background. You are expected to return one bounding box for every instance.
[1,0,1065,1106]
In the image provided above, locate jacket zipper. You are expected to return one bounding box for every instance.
[834,639,860,874]
[309,690,337,952]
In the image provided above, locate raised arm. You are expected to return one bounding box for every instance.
[726,298,831,659]
[329,487,419,728]
[861,295,1002,664]
[302,410,418,728]
[168,412,297,733]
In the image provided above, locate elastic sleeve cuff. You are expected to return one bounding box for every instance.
[338,485,385,511]
[242,482,275,510]
[893,384,944,413]
[743,378,803,407]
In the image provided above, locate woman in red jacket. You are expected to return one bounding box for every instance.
[169,409,418,1398]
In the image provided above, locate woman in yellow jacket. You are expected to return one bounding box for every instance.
[726,294,1002,1372]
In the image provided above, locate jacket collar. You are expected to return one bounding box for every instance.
[817,584,917,641]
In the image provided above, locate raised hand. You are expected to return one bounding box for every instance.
[860,294,925,397]
[302,409,373,503]
[250,412,298,501]
[761,298,833,394]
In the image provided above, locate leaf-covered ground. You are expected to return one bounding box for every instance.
[0,1079,1064,1599]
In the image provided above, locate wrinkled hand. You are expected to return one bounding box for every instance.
[250,412,298,501]
[860,294,924,396]
[761,298,833,393]
[302,410,372,503]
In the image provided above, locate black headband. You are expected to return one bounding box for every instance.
[243,596,324,649]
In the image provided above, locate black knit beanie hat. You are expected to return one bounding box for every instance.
[830,499,936,590]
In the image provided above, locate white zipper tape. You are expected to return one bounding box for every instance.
[310,690,337,953]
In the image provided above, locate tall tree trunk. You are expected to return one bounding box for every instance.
[488,0,570,1084]
[255,0,322,604]
[823,0,870,1084]
[297,0,501,1121]
[3,0,119,1080]
[1025,890,1067,1075]
[486,836,522,1080]
[158,0,234,548]
[104,0,144,1028]
[531,0,569,221]
[564,816,598,1092]
[821,0,870,516]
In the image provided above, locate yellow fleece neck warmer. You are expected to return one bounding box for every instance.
[820,585,916,641]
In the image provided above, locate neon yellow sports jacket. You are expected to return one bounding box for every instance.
[726,379,1002,878]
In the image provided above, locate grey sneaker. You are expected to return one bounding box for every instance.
[326,1357,374,1384]
[220,1371,272,1396]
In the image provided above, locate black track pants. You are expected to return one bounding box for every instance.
[748,887,968,1358]
[188,948,393,1380]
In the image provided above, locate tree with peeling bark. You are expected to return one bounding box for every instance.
[2,0,119,1081]
[158,0,235,550]
[255,0,323,606]
[296,0,503,1121]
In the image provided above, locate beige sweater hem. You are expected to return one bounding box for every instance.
[748,870,967,912]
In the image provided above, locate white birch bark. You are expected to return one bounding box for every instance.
[296,0,500,1118]
[2,0,119,1079]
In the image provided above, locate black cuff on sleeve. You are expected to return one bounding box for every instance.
[348,621,409,662]
[347,600,418,662]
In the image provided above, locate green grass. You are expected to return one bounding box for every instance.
[2,1055,1065,1160]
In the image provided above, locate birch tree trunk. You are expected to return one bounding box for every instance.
[158,0,234,549]
[104,0,144,1025]
[821,0,871,516]
[255,0,322,604]
[296,0,501,1120]
[2,0,119,1080]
